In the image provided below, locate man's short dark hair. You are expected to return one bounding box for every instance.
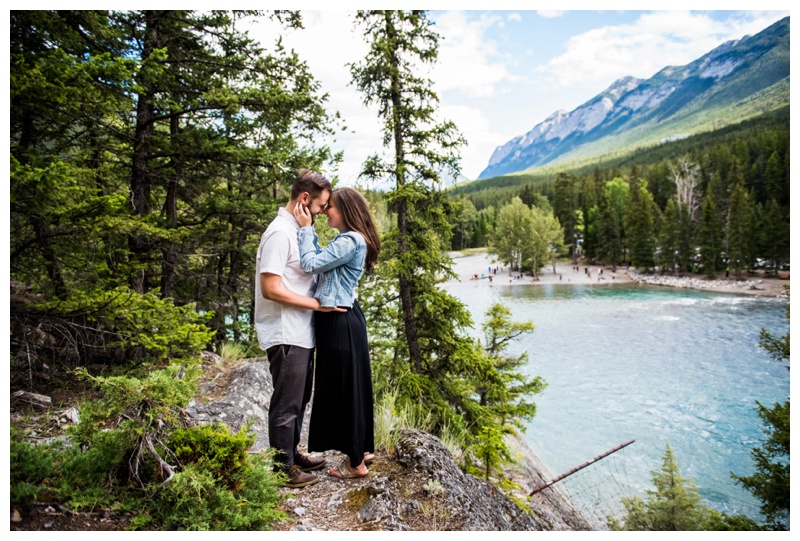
[291,169,332,200]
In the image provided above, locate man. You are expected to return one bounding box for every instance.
[255,169,342,488]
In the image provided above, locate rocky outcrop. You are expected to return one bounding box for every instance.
[186,356,592,531]
[393,429,542,530]
[186,355,274,452]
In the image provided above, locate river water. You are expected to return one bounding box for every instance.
[442,282,789,524]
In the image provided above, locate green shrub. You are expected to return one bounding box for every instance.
[10,432,56,507]
[53,426,139,510]
[143,453,287,530]
[170,423,254,489]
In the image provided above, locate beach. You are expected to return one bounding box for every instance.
[444,250,789,298]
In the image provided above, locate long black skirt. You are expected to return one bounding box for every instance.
[308,300,374,468]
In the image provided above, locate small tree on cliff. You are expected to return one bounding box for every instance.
[608,444,758,531]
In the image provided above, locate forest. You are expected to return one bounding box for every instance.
[9,10,788,531]
[447,107,790,279]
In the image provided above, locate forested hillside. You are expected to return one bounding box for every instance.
[447,107,789,278]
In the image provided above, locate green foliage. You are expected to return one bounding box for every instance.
[52,428,139,510]
[10,430,56,507]
[12,385,287,529]
[609,443,749,531]
[470,425,510,482]
[71,364,200,445]
[9,9,339,363]
[626,170,658,270]
[698,190,723,277]
[170,423,254,489]
[479,304,546,431]
[553,172,579,260]
[489,197,533,271]
[726,160,755,277]
[142,454,286,531]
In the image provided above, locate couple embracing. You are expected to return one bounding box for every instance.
[254,169,381,488]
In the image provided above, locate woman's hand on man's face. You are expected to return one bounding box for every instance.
[294,202,312,227]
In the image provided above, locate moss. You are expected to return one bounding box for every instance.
[345,487,371,510]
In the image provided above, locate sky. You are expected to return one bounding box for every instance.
[247,7,790,186]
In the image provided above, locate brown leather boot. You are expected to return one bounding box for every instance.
[282,464,319,488]
[294,453,326,472]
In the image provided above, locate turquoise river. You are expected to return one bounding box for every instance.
[443,282,789,527]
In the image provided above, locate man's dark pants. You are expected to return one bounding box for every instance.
[266,344,314,470]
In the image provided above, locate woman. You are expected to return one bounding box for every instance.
[294,187,381,479]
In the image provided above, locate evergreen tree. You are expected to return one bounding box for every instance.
[596,179,627,266]
[676,202,695,274]
[759,199,788,274]
[659,199,680,275]
[726,182,754,278]
[609,444,755,531]
[579,174,599,260]
[697,191,723,278]
[351,10,497,442]
[626,168,657,271]
[478,304,546,429]
[553,172,579,263]
[10,10,338,371]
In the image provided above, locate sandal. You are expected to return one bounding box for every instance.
[363,452,376,465]
[329,459,369,479]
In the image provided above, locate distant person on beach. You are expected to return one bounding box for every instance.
[255,169,339,488]
[295,186,381,480]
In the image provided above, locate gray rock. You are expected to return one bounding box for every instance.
[185,360,273,451]
[395,428,543,531]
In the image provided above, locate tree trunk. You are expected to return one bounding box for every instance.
[387,14,423,373]
[161,114,180,298]
[129,10,160,293]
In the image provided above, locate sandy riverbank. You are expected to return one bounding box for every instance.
[444,250,789,298]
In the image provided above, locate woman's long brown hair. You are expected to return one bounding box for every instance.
[331,187,381,270]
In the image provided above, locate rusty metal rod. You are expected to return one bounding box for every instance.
[529,439,636,496]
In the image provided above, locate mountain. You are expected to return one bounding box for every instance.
[478,16,789,179]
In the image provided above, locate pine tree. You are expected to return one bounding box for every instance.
[352,10,499,441]
[698,191,723,278]
[10,10,338,370]
[626,168,657,271]
[660,199,680,274]
[553,172,579,263]
[478,304,546,429]
[609,444,739,531]
[726,182,754,278]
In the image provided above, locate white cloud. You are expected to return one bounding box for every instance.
[247,11,380,186]
[536,10,788,95]
[438,104,503,181]
[537,11,566,18]
[430,11,519,98]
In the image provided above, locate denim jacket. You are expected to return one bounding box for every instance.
[297,225,366,308]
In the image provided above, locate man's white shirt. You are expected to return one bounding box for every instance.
[254,207,316,350]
